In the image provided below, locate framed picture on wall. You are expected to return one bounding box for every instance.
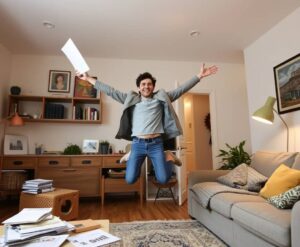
[74,76,97,98]
[4,135,28,155]
[274,53,300,114]
[48,70,71,93]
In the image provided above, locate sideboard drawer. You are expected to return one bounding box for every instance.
[38,157,70,168]
[3,157,37,169]
[102,156,123,168]
[71,156,102,167]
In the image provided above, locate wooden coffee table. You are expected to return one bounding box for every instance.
[0,219,109,247]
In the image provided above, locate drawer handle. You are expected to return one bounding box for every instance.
[13,161,23,165]
[48,160,59,165]
[63,169,76,172]
[81,160,92,165]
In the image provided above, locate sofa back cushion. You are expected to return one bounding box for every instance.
[292,153,300,170]
[250,151,298,177]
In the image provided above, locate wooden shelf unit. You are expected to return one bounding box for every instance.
[8,95,101,124]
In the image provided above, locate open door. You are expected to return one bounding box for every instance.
[174,81,187,206]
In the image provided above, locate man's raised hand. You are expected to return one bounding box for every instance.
[197,64,218,79]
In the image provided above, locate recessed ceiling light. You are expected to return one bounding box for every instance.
[43,21,55,29]
[189,30,200,37]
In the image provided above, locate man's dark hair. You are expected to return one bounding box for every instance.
[136,72,156,87]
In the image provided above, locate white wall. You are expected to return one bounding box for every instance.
[6,55,250,165]
[244,7,300,152]
[0,43,11,118]
[0,43,12,154]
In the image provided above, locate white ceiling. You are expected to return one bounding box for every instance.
[0,0,299,63]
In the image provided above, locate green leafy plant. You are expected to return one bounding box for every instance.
[63,144,82,155]
[100,140,109,145]
[217,140,251,170]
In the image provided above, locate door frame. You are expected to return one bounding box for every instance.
[183,90,218,169]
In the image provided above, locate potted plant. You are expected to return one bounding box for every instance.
[100,140,110,154]
[217,140,251,170]
[63,144,82,155]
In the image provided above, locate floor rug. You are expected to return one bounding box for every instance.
[109,220,227,247]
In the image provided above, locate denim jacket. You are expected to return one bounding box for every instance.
[94,76,200,141]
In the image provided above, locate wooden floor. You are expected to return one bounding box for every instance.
[0,194,190,223]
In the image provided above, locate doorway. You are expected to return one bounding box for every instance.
[182,93,213,173]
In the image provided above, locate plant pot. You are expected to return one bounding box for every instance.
[100,144,109,154]
[10,86,21,95]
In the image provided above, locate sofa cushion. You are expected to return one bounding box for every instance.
[190,182,257,209]
[238,166,268,192]
[217,163,248,187]
[210,193,265,218]
[250,151,298,177]
[260,164,300,198]
[267,185,300,209]
[291,153,300,170]
[231,202,291,247]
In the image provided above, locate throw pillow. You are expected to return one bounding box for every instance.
[267,185,300,209]
[217,163,248,188]
[237,167,268,192]
[260,164,300,198]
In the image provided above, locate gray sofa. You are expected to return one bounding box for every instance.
[188,151,300,247]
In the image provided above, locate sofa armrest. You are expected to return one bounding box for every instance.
[291,200,300,246]
[188,170,229,188]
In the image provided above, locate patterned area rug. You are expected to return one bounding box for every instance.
[109,220,227,247]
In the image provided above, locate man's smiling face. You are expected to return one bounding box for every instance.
[138,78,155,98]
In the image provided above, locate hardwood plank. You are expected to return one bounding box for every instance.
[0,195,190,223]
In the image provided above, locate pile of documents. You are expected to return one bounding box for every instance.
[2,208,73,246]
[22,179,54,194]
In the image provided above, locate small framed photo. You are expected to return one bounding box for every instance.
[4,135,28,155]
[82,139,99,153]
[74,76,97,98]
[48,70,71,93]
[274,53,300,114]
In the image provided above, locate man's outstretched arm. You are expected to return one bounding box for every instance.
[76,71,127,104]
[167,64,218,101]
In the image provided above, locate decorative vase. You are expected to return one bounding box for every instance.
[10,86,21,95]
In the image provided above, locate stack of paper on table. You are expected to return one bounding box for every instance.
[2,208,74,246]
[22,179,54,194]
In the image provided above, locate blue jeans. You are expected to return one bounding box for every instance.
[126,136,173,184]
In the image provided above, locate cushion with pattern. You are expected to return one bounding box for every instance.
[267,185,300,209]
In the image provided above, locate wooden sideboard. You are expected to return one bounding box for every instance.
[0,154,128,198]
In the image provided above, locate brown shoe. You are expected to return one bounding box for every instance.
[165,150,182,166]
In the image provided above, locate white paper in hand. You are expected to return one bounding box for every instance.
[61,38,90,74]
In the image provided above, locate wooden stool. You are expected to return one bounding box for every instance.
[151,177,177,204]
[19,188,79,220]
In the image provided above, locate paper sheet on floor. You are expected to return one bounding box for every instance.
[68,229,120,247]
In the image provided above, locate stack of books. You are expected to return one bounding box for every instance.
[2,208,73,246]
[22,179,54,194]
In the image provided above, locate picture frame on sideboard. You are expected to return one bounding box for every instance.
[4,135,28,155]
